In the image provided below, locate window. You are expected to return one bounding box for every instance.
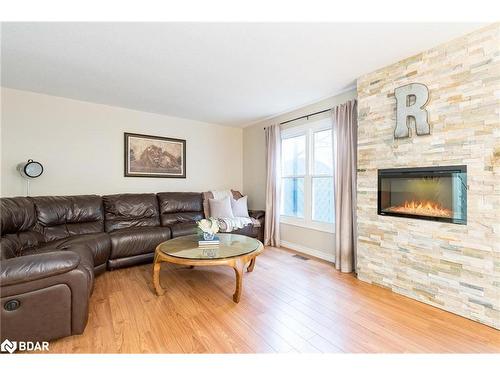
[281,135,305,218]
[312,129,334,223]
[280,117,334,232]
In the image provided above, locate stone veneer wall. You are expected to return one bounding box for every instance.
[356,23,500,329]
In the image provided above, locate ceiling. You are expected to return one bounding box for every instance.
[1,22,485,127]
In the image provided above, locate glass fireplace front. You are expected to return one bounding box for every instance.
[378,165,467,224]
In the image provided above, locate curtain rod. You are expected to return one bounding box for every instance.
[264,108,332,129]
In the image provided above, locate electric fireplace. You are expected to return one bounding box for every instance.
[378,165,467,224]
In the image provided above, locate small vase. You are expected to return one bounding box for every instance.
[203,232,215,241]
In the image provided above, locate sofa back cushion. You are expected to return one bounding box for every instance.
[32,195,104,242]
[1,197,36,234]
[0,197,44,258]
[157,192,203,226]
[103,193,160,232]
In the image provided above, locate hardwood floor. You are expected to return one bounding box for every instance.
[49,247,500,353]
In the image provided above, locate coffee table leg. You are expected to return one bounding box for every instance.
[152,255,165,296]
[247,257,256,272]
[232,262,243,303]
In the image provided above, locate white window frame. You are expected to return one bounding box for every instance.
[280,117,334,234]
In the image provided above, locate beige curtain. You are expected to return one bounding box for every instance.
[332,100,357,273]
[264,124,281,247]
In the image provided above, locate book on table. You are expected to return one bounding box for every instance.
[198,235,220,247]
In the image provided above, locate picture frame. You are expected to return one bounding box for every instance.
[124,132,186,178]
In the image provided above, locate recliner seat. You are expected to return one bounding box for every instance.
[0,197,94,343]
[157,192,204,238]
[31,195,111,274]
[103,193,172,268]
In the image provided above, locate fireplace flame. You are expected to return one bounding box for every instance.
[386,200,452,218]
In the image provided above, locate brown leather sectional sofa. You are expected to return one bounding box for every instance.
[0,192,264,343]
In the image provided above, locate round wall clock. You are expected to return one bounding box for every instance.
[18,159,44,178]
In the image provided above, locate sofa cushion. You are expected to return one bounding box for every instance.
[103,194,160,232]
[231,224,260,238]
[64,245,95,287]
[32,195,104,242]
[157,192,203,226]
[1,232,45,259]
[0,197,45,257]
[169,222,198,238]
[23,244,95,288]
[1,197,37,234]
[37,232,111,268]
[108,226,171,260]
[0,238,18,260]
[0,251,80,287]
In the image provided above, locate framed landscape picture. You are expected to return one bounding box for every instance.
[124,132,186,178]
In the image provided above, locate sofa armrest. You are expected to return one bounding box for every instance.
[248,210,265,221]
[0,251,80,287]
[248,210,265,242]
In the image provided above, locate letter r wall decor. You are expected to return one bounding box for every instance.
[394,83,430,139]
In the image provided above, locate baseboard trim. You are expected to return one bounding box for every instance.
[280,240,335,263]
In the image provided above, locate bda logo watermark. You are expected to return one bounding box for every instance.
[1,339,49,353]
[1,339,17,353]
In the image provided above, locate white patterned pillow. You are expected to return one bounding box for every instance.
[231,195,250,217]
[208,197,234,218]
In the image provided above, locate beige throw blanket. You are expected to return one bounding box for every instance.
[211,190,232,200]
[216,217,254,232]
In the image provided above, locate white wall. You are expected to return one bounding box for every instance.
[1,88,243,197]
[242,89,357,262]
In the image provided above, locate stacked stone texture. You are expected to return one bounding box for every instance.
[356,23,500,329]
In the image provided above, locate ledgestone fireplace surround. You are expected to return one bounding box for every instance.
[356,24,499,329]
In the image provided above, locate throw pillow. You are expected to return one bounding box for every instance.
[209,197,234,218]
[202,191,214,218]
[231,195,250,217]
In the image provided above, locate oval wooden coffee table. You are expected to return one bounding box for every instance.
[152,233,264,303]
